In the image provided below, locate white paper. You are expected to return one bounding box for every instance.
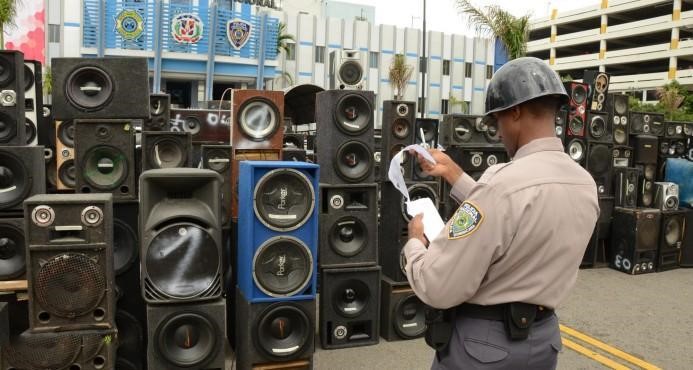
[406,197,445,241]
[388,144,437,202]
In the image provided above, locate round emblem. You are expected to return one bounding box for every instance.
[115,9,145,41]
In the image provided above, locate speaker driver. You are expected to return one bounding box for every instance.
[572,85,587,104]
[453,118,473,142]
[594,73,608,93]
[0,57,15,87]
[0,222,25,280]
[0,151,30,209]
[568,140,585,162]
[23,64,34,91]
[394,294,426,339]
[401,184,438,221]
[58,159,77,188]
[36,253,106,318]
[238,98,279,141]
[614,127,627,145]
[589,116,606,138]
[252,236,313,298]
[182,116,201,136]
[58,120,75,147]
[339,61,363,86]
[148,138,188,169]
[335,94,372,135]
[114,219,137,275]
[588,145,610,174]
[636,217,657,248]
[25,118,37,144]
[145,223,219,299]
[82,146,128,191]
[156,312,218,367]
[256,304,311,359]
[2,331,82,370]
[204,148,230,173]
[65,66,114,111]
[253,168,315,232]
[484,123,501,143]
[392,118,411,139]
[569,117,584,134]
[332,279,370,318]
[150,99,167,129]
[335,141,373,182]
[642,190,653,207]
[644,164,655,180]
[329,216,367,257]
[0,111,18,143]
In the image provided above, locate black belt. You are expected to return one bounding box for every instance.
[457,303,554,323]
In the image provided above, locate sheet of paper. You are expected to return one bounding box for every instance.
[388,144,437,202]
[406,197,445,241]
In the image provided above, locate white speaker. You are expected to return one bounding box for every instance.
[654,182,679,211]
[329,49,366,90]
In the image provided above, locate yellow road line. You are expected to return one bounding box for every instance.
[561,337,632,370]
[560,324,662,370]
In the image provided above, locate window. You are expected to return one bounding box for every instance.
[443,60,450,76]
[418,97,424,114]
[286,43,296,61]
[48,24,60,43]
[369,52,379,68]
[486,65,494,79]
[464,62,472,78]
[441,99,449,114]
[315,46,325,63]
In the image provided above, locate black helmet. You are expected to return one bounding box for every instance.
[485,57,568,116]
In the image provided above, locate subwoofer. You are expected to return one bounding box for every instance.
[235,288,315,369]
[586,142,613,196]
[23,60,43,146]
[612,145,633,168]
[380,101,415,181]
[564,81,588,138]
[237,161,319,302]
[586,111,612,143]
[610,207,661,275]
[24,193,115,332]
[555,106,567,143]
[657,209,685,271]
[315,90,375,184]
[169,108,231,143]
[654,182,679,211]
[566,138,587,165]
[55,120,76,190]
[141,131,192,170]
[144,93,171,131]
[606,94,629,145]
[413,118,439,181]
[380,276,426,341]
[582,70,610,112]
[231,89,284,151]
[140,169,223,304]
[146,299,226,370]
[319,183,378,268]
[0,146,46,212]
[319,266,380,349]
[74,119,136,200]
[52,57,149,119]
[439,114,500,148]
[613,167,639,208]
[0,50,25,146]
[0,218,25,281]
[201,144,232,226]
[329,49,365,90]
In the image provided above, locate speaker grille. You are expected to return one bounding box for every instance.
[2,331,81,369]
[256,303,311,359]
[254,169,315,232]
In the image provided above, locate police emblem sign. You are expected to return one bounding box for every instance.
[171,13,203,44]
[115,9,145,41]
[227,19,252,50]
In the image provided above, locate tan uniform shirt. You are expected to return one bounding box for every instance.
[404,137,599,310]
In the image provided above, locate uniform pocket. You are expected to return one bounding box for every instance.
[463,338,510,363]
[550,334,563,353]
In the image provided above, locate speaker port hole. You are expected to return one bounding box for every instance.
[38,311,50,323]
[120,185,129,194]
[93,307,105,321]
[93,355,106,369]
[81,186,91,193]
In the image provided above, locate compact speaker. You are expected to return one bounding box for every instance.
[555,106,567,143]
[654,182,679,211]
[606,94,629,145]
[235,288,315,369]
[319,266,381,349]
[380,277,426,341]
[629,112,665,136]
[52,57,149,120]
[586,142,613,195]
[74,119,136,200]
[566,137,587,165]
[145,93,171,131]
[439,114,500,148]
[564,82,589,138]
[330,49,365,90]
[613,167,639,208]
[169,108,231,143]
[55,120,76,190]
[146,299,226,370]
[658,138,687,158]
[447,146,508,174]
[586,111,612,143]
[24,193,115,332]
[413,118,439,181]
[23,60,43,146]
[0,146,46,212]
[0,50,25,146]
[665,121,686,139]
[231,89,284,151]
[680,208,693,267]
[636,163,657,208]
[315,90,375,184]
[319,183,378,268]
[379,181,439,282]
[201,145,232,227]
[140,169,223,304]
[380,100,415,181]
[237,161,319,302]
[612,145,633,168]
[0,218,25,281]
[582,70,610,112]
[633,134,658,164]
[657,209,685,271]
[141,131,192,170]
[610,207,661,275]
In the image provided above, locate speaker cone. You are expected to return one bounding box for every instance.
[664,217,682,246]
[256,303,311,359]
[0,221,25,280]
[568,139,585,162]
[339,60,363,86]
[589,116,606,138]
[82,145,128,191]
[631,115,643,133]
[569,117,584,135]
[25,118,37,144]
[394,294,426,338]
[636,217,657,249]
[0,57,15,87]
[392,118,410,139]
[614,127,627,144]
[24,64,35,91]
[238,98,280,141]
[65,66,114,111]
[644,164,655,180]
[145,222,219,299]
[452,118,472,142]
[204,148,230,173]
[0,111,18,143]
[148,138,188,169]
[401,184,438,221]
[419,122,436,142]
[58,120,75,147]
[182,116,201,136]
[588,145,610,175]
[254,168,315,232]
[156,312,218,367]
[594,73,608,93]
[114,218,137,275]
[58,159,77,188]
[332,279,370,318]
[253,236,313,298]
[1,331,82,370]
[614,97,627,115]
[0,150,31,209]
[329,216,367,257]
[572,84,587,104]
[283,135,303,149]
[485,122,501,143]
[335,141,373,182]
[334,94,372,135]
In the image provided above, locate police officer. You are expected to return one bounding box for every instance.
[406,57,599,369]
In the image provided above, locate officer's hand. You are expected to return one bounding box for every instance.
[408,214,428,246]
[411,149,464,185]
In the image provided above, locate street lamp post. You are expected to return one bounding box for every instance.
[420,0,427,118]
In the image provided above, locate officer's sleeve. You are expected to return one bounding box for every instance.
[404,184,512,309]
[448,172,476,203]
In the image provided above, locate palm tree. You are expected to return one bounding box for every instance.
[389,54,414,100]
[0,0,20,49]
[455,0,531,60]
[276,22,294,55]
[657,80,685,120]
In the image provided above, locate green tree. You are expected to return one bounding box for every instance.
[276,22,294,55]
[455,0,531,60]
[388,54,414,100]
[0,0,19,49]
[43,65,51,96]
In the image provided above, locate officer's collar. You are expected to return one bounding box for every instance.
[513,137,564,160]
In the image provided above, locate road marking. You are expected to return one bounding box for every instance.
[560,324,662,370]
[561,337,631,370]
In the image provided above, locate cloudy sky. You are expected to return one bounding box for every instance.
[335,0,601,35]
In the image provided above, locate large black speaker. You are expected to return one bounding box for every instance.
[380,100,415,181]
[146,299,225,370]
[564,82,588,139]
[319,183,378,268]
[629,112,664,136]
[200,144,232,227]
[140,169,223,304]
[379,181,439,282]
[380,277,426,341]
[74,119,136,200]
[610,207,661,275]
[24,60,43,146]
[0,146,46,212]
[586,142,613,196]
[413,118,439,181]
[24,194,115,332]
[613,167,639,208]
[657,209,685,271]
[586,111,612,144]
[235,288,315,369]
[680,208,693,267]
[315,90,375,184]
[606,94,629,146]
[52,57,150,120]
[319,266,380,349]
[0,218,25,281]
[141,131,192,170]
[439,114,500,148]
[0,50,25,146]
[144,93,171,131]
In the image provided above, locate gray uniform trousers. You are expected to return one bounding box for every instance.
[431,314,562,370]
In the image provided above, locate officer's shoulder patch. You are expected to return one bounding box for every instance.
[448,201,484,239]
